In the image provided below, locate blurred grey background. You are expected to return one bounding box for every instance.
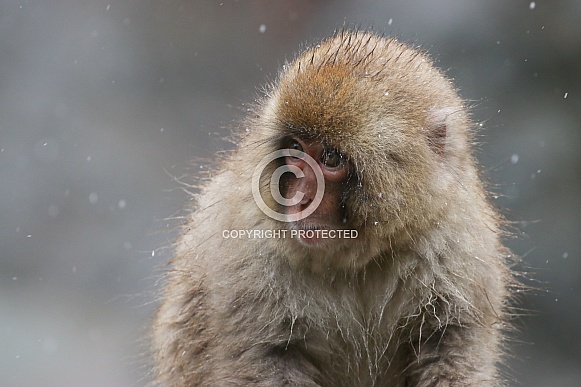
[1,1,579,386]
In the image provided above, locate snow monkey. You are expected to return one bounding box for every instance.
[152,30,514,386]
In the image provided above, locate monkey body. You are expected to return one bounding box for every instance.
[153,31,511,386]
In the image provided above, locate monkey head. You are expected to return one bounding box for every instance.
[246,32,476,271]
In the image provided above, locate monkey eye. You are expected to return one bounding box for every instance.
[285,138,304,158]
[287,139,303,152]
[322,148,343,168]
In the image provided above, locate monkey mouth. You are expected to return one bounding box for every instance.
[299,223,325,231]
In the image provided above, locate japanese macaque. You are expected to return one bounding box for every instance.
[152,30,514,386]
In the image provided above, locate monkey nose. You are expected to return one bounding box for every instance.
[298,194,312,207]
[295,176,317,204]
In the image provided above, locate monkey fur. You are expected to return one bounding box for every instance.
[152,30,514,386]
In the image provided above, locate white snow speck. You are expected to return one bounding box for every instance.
[89,192,98,204]
[564,92,568,98]
[259,24,266,33]
[34,140,59,163]
[106,4,111,11]
[388,18,393,26]
[562,252,569,259]
[529,2,536,9]
[510,154,519,164]
[118,199,126,209]
[151,250,155,257]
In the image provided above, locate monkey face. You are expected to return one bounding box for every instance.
[277,136,352,245]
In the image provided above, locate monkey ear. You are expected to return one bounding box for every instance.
[425,107,458,155]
